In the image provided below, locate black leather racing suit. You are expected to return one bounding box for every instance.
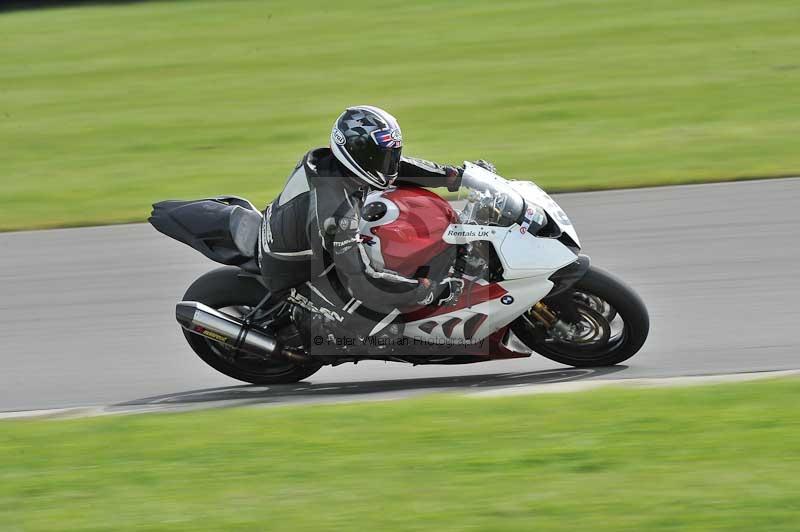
[257,147,461,336]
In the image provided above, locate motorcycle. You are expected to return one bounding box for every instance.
[149,162,649,384]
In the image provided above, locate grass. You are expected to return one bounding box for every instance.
[1,378,800,530]
[1,0,800,231]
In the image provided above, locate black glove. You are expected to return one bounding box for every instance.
[473,159,496,174]
[453,160,496,180]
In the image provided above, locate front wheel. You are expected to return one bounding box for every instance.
[511,266,649,367]
[182,267,322,384]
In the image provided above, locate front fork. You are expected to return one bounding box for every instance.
[528,302,575,340]
[526,255,590,339]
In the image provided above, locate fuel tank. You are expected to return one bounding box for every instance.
[359,187,457,278]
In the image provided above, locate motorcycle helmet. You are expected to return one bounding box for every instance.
[330,105,403,189]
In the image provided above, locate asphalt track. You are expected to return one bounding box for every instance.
[1,179,798,413]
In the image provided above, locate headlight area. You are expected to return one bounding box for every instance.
[516,201,580,253]
[518,201,553,236]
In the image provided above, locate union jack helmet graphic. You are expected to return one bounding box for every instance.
[330,105,403,189]
[371,128,403,149]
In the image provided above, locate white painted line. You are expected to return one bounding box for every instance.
[469,369,800,398]
[2,370,798,421]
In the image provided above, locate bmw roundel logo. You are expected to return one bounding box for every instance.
[501,295,514,305]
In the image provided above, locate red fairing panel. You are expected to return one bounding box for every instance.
[370,187,457,277]
[403,279,508,321]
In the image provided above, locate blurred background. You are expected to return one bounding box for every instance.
[2,2,800,530]
[2,0,799,231]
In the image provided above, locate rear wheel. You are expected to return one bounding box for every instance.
[511,266,649,367]
[182,267,321,384]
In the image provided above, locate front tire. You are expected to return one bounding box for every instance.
[512,266,649,367]
[181,267,321,384]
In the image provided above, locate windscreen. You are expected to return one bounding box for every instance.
[456,164,525,226]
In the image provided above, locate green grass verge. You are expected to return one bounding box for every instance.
[2,379,800,530]
[2,0,800,231]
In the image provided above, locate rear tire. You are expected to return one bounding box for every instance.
[512,266,649,367]
[181,267,321,384]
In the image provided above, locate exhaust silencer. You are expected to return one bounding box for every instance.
[176,301,308,363]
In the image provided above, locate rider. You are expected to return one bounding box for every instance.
[257,105,494,343]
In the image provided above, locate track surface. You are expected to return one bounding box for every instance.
[2,179,798,412]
